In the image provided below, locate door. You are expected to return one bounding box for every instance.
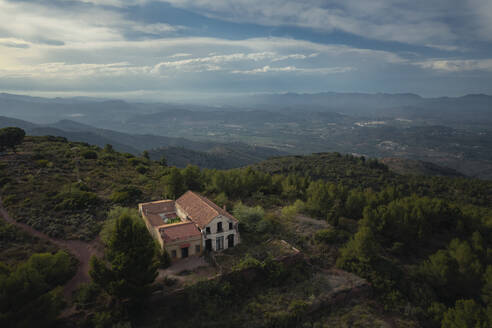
[216,236,224,250]
[228,234,234,248]
[205,239,212,251]
[181,247,189,258]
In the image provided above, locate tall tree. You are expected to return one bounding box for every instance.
[89,214,158,309]
[0,127,25,152]
[163,167,185,199]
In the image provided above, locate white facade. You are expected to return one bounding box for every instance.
[202,215,240,251]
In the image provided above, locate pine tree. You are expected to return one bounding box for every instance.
[90,214,158,309]
[0,127,25,152]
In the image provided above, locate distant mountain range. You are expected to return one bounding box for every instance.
[2,92,491,127]
[227,92,492,126]
[0,115,476,178]
[0,116,287,169]
[1,92,491,178]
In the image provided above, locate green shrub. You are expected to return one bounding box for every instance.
[54,191,100,210]
[233,254,262,271]
[110,186,142,206]
[0,251,76,327]
[73,283,102,310]
[160,250,171,269]
[281,199,305,219]
[2,194,17,207]
[100,207,143,244]
[36,159,50,168]
[128,158,143,166]
[314,228,350,244]
[136,165,148,174]
[82,150,98,159]
[232,202,265,233]
[441,299,488,328]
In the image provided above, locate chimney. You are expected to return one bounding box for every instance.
[223,205,227,211]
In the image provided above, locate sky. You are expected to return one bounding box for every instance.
[0,0,492,101]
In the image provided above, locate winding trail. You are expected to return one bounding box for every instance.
[0,197,103,301]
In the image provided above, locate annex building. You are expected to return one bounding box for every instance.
[139,191,240,261]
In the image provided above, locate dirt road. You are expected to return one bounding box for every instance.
[0,197,103,300]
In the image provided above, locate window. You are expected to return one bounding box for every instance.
[229,222,233,230]
[216,236,224,250]
[171,250,177,258]
[217,222,223,233]
[195,245,201,254]
[206,227,211,234]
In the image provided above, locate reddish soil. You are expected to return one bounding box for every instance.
[0,197,103,301]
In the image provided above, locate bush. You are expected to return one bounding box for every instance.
[0,251,76,327]
[314,228,350,244]
[0,127,25,151]
[36,159,51,168]
[110,186,142,206]
[136,165,148,174]
[73,283,102,310]
[160,250,171,269]
[82,150,98,159]
[128,158,143,166]
[2,194,17,207]
[281,199,304,219]
[54,191,101,210]
[441,299,488,328]
[100,207,142,244]
[232,202,265,233]
[233,254,262,271]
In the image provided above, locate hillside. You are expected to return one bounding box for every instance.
[148,144,281,169]
[1,135,491,327]
[380,157,465,177]
[0,116,286,168]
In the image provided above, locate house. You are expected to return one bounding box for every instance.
[139,191,240,261]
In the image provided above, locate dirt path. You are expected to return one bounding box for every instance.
[0,197,103,301]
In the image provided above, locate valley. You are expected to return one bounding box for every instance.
[1,92,491,179]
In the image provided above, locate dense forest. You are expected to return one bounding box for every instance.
[0,131,491,327]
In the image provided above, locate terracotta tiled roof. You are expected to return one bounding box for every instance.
[139,200,176,227]
[176,191,238,229]
[159,222,201,243]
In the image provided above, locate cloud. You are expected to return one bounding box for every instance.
[151,51,313,73]
[0,34,405,94]
[0,38,30,48]
[162,0,462,45]
[0,0,185,46]
[425,44,464,52]
[416,59,492,72]
[0,0,124,44]
[0,1,489,97]
[132,23,186,34]
[468,0,492,41]
[0,62,152,79]
[145,41,395,75]
[231,65,354,74]
[168,53,193,58]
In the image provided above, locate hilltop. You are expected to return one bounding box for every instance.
[0,134,491,327]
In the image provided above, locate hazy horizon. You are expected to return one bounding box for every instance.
[2,89,492,105]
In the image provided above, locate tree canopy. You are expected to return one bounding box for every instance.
[0,251,75,327]
[89,213,158,309]
[0,127,25,152]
